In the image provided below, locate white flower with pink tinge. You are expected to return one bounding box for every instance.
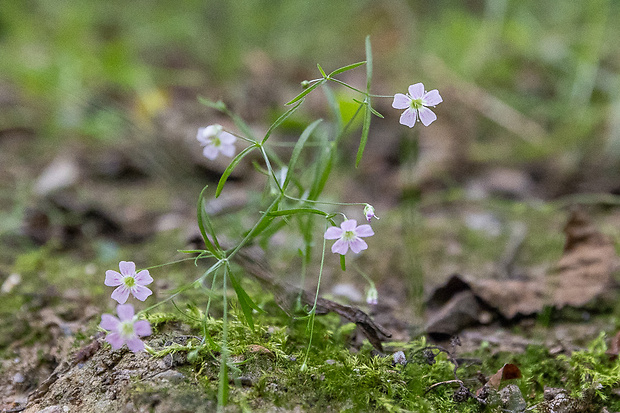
[105,261,153,304]
[392,83,443,128]
[197,124,236,160]
[324,219,374,255]
[100,304,152,352]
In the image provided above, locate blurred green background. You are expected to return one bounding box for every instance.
[2,0,619,162]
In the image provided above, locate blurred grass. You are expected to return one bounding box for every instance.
[1,0,620,175]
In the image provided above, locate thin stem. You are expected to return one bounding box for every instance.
[283,193,367,208]
[227,195,283,260]
[302,230,329,369]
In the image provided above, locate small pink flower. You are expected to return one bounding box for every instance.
[100,304,152,352]
[105,261,153,304]
[392,83,442,128]
[324,219,374,255]
[363,204,379,223]
[197,124,236,160]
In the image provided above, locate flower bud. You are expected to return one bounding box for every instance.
[363,204,379,222]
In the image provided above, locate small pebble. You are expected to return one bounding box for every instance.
[393,351,407,366]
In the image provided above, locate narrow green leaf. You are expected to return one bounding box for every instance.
[228,270,263,331]
[369,106,384,118]
[283,119,322,190]
[355,102,371,167]
[317,63,327,78]
[261,100,304,144]
[328,61,366,77]
[215,145,256,197]
[196,185,220,257]
[198,96,227,111]
[267,208,328,217]
[365,36,373,90]
[177,249,208,254]
[285,79,325,105]
[340,254,346,271]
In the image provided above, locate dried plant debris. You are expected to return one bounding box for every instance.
[426,209,619,336]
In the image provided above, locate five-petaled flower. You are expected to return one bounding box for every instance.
[392,83,443,128]
[100,304,152,352]
[105,261,153,304]
[197,124,236,160]
[324,219,374,255]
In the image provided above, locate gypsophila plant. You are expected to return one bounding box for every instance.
[95,36,442,410]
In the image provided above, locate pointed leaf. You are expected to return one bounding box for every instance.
[328,61,366,77]
[317,63,327,78]
[267,208,328,217]
[262,100,304,144]
[355,102,372,167]
[228,270,263,331]
[284,119,322,190]
[285,80,325,105]
[196,185,220,258]
[365,36,373,90]
[216,145,256,197]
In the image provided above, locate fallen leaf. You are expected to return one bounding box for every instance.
[547,208,619,309]
[486,363,522,390]
[426,209,619,335]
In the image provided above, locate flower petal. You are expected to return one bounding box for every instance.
[392,93,411,109]
[331,239,349,255]
[126,337,145,352]
[418,106,437,126]
[105,332,125,350]
[134,270,153,286]
[111,286,130,304]
[324,226,343,239]
[408,83,425,99]
[131,285,153,301]
[133,320,152,337]
[341,219,358,231]
[104,270,123,287]
[203,124,220,137]
[196,127,208,143]
[100,314,120,331]
[116,304,135,321]
[423,90,443,106]
[119,261,136,276]
[219,143,236,158]
[202,145,219,160]
[399,108,417,128]
[349,238,368,253]
[355,224,374,237]
[219,131,237,144]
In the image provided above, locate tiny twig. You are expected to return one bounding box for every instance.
[424,379,464,394]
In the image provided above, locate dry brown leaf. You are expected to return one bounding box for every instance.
[426,209,619,335]
[547,208,619,309]
[486,363,522,390]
